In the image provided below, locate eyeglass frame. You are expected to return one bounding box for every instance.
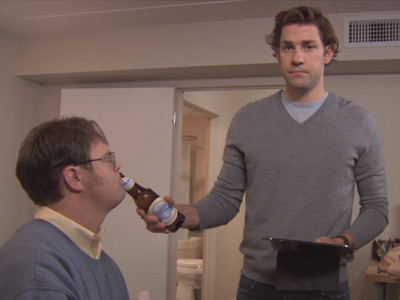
[74,151,116,167]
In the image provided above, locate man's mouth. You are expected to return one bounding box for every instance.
[289,70,308,76]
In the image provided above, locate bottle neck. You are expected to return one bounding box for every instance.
[127,182,144,198]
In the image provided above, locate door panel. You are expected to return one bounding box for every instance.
[61,87,176,300]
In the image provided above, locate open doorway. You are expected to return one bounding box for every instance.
[176,102,216,300]
[180,88,279,300]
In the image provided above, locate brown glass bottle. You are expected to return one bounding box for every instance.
[120,173,185,232]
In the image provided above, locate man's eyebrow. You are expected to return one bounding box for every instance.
[281,39,317,45]
[302,40,318,44]
[281,40,317,46]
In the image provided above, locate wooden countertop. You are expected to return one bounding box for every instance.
[365,260,398,284]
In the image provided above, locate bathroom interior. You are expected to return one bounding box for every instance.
[176,101,212,300]
[176,89,274,300]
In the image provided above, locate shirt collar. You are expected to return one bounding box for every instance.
[282,91,328,107]
[34,206,105,259]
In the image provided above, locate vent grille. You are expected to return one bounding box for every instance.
[345,15,400,47]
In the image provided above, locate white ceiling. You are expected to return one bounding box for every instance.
[0,0,399,37]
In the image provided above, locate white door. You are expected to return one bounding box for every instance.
[61,87,179,300]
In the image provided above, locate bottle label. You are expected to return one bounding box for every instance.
[148,197,177,225]
[121,176,134,190]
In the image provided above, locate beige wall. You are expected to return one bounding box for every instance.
[16,18,273,76]
[15,11,400,83]
[0,30,42,244]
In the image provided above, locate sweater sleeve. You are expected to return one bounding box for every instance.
[347,111,388,249]
[15,290,73,300]
[193,160,246,231]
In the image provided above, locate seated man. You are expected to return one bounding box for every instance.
[0,117,130,299]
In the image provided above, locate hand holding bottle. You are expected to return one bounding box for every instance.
[121,173,185,233]
[136,196,176,233]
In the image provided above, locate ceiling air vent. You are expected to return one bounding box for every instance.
[345,14,400,48]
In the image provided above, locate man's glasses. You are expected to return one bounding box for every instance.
[75,152,116,167]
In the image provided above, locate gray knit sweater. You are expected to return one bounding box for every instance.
[193,91,388,286]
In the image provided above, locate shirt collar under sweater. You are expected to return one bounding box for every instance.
[281,91,328,123]
[35,206,105,259]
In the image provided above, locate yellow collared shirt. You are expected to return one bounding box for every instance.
[35,206,105,259]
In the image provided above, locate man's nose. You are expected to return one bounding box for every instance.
[292,48,304,65]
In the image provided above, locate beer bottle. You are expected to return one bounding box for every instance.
[120,173,185,232]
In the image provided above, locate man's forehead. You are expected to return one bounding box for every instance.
[90,142,110,154]
[280,24,323,44]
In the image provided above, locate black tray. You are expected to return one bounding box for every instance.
[266,237,353,257]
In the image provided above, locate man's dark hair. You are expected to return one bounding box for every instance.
[16,117,108,206]
[265,6,340,65]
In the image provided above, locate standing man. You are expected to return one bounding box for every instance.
[139,6,388,299]
[0,117,130,299]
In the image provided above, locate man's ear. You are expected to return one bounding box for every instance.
[62,166,84,192]
[323,45,334,65]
